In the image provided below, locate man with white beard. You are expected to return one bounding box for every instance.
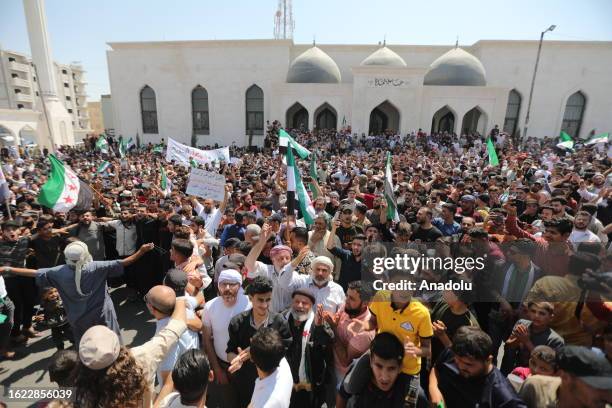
[283,288,334,408]
[279,253,346,314]
[201,269,251,408]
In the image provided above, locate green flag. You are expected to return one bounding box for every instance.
[286,146,315,225]
[384,152,400,222]
[584,132,609,146]
[279,129,311,159]
[487,138,499,166]
[95,136,108,154]
[309,153,318,199]
[97,161,110,174]
[153,144,164,154]
[160,164,171,197]
[557,131,574,150]
[119,138,127,158]
[189,157,198,168]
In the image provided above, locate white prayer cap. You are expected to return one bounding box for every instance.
[218,269,242,284]
[311,256,334,272]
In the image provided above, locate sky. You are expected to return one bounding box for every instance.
[1,0,611,101]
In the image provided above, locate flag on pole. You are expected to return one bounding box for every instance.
[309,153,318,199]
[486,137,499,166]
[136,132,141,149]
[160,164,171,197]
[384,152,400,223]
[38,154,94,212]
[97,161,110,174]
[286,145,315,224]
[342,116,347,127]
[126,137,135,151]
[118,138,127,158]
[279,129,311,159]
[153,144,164,154]
[556,131,574,150]
[189,157,198,168]
[0,163,10,203]
[95,136,108,154]
[584,132,609,146]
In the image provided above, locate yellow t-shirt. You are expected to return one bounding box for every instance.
[369,291,433,375]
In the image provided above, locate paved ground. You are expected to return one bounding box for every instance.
[0,287,156,407]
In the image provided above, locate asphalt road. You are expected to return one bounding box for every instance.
[0,287,156,408]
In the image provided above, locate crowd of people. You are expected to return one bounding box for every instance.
[0,123,610,408]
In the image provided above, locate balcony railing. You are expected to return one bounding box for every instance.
[15,93,33,103]
[8,61,30,72]
[11,77,31,88]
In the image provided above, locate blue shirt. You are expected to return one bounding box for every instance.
[220,224,246,247]
[432,218,462,237]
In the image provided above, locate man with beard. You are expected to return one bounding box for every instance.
[308,214,341,276]
[246,223,295,313]
[429,326,526,408]
[568,210,601,247]
[289,227,316,275]
[410,207,443,243]
[134,204,164,296]
[335,205,364,250]
[66,210,108,260]
[550,197,574,222]
[191,197,218,226]
[455,195,484,223]
[323,280,375,381]
[283,288,334,408]
[202,269,251,408]
[328,221,365,291]
[577,172,607,201]
[280,253,346,314]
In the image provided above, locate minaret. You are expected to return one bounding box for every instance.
[23,0,74,147]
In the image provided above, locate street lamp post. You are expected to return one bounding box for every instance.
[522,25,556,145]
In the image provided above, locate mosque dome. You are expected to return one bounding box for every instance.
[423,47,486,86]
[286,46,341,84]
[361,46,407,67]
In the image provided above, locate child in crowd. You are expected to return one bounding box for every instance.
[48,349,78,387]
[507,345,557,391]
[501,301,564,375]
[40,287,74,350]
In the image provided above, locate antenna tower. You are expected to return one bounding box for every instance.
[273,0,294,39]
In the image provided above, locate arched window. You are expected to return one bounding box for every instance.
[140,85,158,134]
[503,90,521,136]
[192,86,209,135]
[246,85,264,135]
[561,91,586,138]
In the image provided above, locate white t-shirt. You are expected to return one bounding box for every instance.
[159,392,204,408]
[0,276,6,298]
[202,293,251,363]
[249,358,293,408]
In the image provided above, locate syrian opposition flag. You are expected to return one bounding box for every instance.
[38,155,94,212]
[279,129,311,159]
[160,164,172,197]
[556,131,574,151]
[384,152,400,223]
[95,135,108,154]
[308,153,319,199]
[584,132,609,146]
[486,137,499,166]
[126,137,135,151]
[153,144,164,154]
[119,138,127,158]
[97,161,110,174]
[286,145,315,225]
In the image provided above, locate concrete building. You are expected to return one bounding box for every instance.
[106,39,612,147]
[100,94,115,135]
[0,0,91,149]
[86,101,103,135]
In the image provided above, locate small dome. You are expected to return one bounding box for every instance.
[361,46,407,67]
[423,48,486,86]
[287,46,341,84]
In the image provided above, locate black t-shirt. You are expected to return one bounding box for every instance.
[519,212,539,224]
[435,348,526,408]
[410,224,443,243]
[336,224,364,248]
[28,235,66,269]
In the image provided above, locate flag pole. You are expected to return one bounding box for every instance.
[5,200,12,220]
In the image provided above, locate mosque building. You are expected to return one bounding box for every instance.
[105,38,611,146]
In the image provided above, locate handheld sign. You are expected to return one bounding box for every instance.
[186,168,226,201]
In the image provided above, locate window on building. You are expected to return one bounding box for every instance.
[33,77,36,82]
[62,69,67,74]
[68,109,73,113]
[140,85,158,134]
[17,104,24,109]
[11,73,18,78]
[66,96,71,101]
[64,83,69,88]
[245,85,264,135]
[14,89,21,94]
[36,91,39,96]
[503,90,521,136]
[561,91,586,139]
[8,57,15,62]
[192,85,209,135]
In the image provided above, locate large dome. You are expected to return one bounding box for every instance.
[361,46,407,67]
[286,46,341,84]
[423,48,486,86]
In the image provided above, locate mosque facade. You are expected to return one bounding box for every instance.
[106,39,612,146]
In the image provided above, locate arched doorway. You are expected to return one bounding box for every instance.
[368,101,400,135]
[431,106,456,133]
[461,106,487,135]
[19,125,36,145]
[561,91,586,139]
[314,103,337,130]
[286,102,309,130]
